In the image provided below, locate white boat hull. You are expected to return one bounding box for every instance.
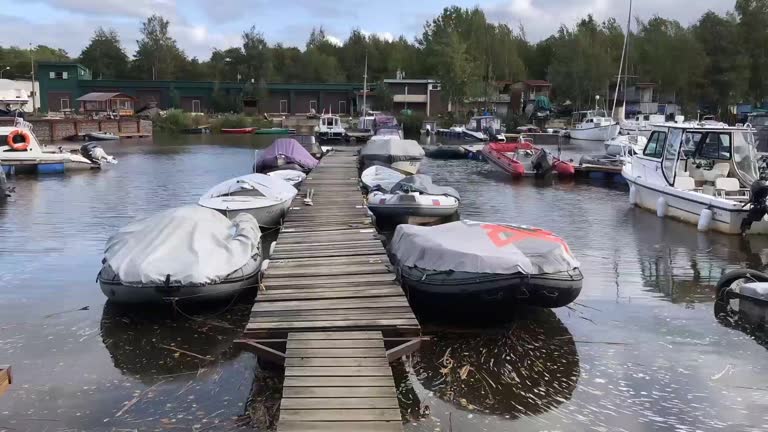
[203,200,290,228]
[623,168,768,235]
[570,124,619,141]
[619,127,652,139]
[391,160,421,175]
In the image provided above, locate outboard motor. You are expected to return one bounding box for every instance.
[741,179,768,233]
[0,167,10,199]
[80,143,117,167]
[531,150,554,176]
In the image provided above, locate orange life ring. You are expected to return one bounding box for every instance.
[7,130,30,151]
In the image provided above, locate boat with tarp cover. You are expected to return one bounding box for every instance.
[253,138,319,174]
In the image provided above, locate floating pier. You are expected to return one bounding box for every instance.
[0,365,11,397]
[239,148,422,431]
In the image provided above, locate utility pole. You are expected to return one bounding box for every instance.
[29,43,36,113]
[362,54,368,117]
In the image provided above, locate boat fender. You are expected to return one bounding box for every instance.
[656,197,667,217]
[628,185,637,205]
[261,259,270,272]
[7,130,30,151]
[698,209,713,232]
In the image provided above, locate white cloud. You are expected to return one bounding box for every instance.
[325,35,343,47]
[361,30,394,42]
[39,0,177,19]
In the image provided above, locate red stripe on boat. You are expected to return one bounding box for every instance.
[432,199,441,206]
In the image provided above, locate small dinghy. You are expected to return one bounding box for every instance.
[254,138,319,174]
[367,174,460,224]
[198,173,297,227]
[98,206,263,304]
[221,127,256,134]
[390,220,583,308]
[360,165,405,193]
[267,169,306,188]
[482,141,575,178]
[424,144,467,159]
[360,138,425,174]
[85,131,119,141]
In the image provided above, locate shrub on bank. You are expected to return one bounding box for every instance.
[397,112,426,139]
[210,114,271,132]
[152,110,272,133]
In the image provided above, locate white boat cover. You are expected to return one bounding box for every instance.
[361,166,405,191]
[391,220,580,275]
[360,139,425,163]
[198,173,297,210]
[390,174,461,200]
[104,206,262,286]
[267,169,307,186]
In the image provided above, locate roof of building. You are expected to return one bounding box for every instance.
[76,92,134,102]
[37,61,87,67]
[383,79,438,84]
[523,80,551,86]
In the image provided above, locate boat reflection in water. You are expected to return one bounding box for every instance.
[404,308,578,426]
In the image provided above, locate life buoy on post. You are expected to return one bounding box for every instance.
[6,130,30,151]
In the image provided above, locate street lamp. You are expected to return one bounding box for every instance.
[0,67,9,79]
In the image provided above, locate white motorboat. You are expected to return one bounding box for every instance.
[359,138,424,175]
[369,126,404,142]
[98,206,263,304]
[314,113,345,140]
[267,169,306,188]
[366,174,460,224]
[436,116,505,142]
[198,173,298,227]
[0,119,105,172]
[604,134,648,156]
[622,122,768,234]
[620,114,667,138]
[569,110,619,141]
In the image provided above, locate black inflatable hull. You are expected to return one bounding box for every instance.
[398,266,583,309]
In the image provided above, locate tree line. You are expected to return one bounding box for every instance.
[0,1,766,117]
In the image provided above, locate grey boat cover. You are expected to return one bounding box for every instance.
[104,206,261,286]
[360,139,424,163]
[361,165,405,191]
[391,220,579,275]
[390,174,461,200]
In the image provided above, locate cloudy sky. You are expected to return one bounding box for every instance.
[0,0,733,59]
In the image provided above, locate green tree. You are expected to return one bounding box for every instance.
[0,45,69,80]
[735,0,768,102]
[133,14,188,80]
[79,28,129,79]
[241,26,272,85]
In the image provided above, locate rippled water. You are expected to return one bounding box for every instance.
[2,136,768,431]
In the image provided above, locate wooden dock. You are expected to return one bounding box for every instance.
[0,365,11,397]
[239,148,422,431]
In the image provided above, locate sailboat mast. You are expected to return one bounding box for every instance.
[362,54,368,118]
[622,0,633,112]
[611,0,632,119]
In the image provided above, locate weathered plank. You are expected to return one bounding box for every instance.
[250,313,418,324]
[287,331,383,340]
[282,377,395,387]
[278,421,401,432]
[247,319,419,333]
[282,386,397,398]
[252,306,414,318]
[280,397,399,410]
[285,348,385,358]
[263,274,395,287]
[286,338,385,349]
[0,366,11,397]
[251,297,409,313]
[284,357,389,367]
[284,366,392,377]
[258,288,405,302]
[279,408,401,422]
[266,264,390,278]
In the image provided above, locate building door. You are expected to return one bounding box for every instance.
[60,98,70,111]
[309,100,317,113]
[192,100,201,113]
[280,100,288,114]
[338,101,347,115]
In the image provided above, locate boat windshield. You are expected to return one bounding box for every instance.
[733,131,760,184]
[682,132,703,157]
[662,128,683,185]
[699,132,732,160]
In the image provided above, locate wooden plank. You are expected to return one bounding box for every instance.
[279,408,401,422]
[247,319,419,332]
[259,289,406,302]
[251,313,417,324]
[252,298,409,313]
[288,331,382,340]
[268,255,388,267]
[260,284,399,295]
[266,264,390,278]
[386,339,422,362]
[284,357,389,367]
[282,386,396,399]
[252,306,415,318]
[282,377,395,387]
[235,340,286,365]
[278,421,401,432]
[263,274,394,287]
[285,366,392,377]
[271,249,387,260]
[280,397,399,410]
[0,366,10,398]
[287,339,385,349]
[285,348,385,358]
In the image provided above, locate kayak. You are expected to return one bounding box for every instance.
[221,127,256,134]
[254,128,295,135]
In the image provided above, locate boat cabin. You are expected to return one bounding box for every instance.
[319,115,341,129]
[637,123,758,199]
[466,115,501,133]
[572,110,614,126]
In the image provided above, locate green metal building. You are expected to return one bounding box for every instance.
[37,62,366,115]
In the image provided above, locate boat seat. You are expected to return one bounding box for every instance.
[715,177,750,201]
[702,162,730,182]
[674,176,699,192]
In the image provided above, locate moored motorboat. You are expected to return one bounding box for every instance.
[1,120,98,173]
[423,144,467,159]
[253,138,319,174]
[390,220,583,308]
[198,173,298,227]
[85,131,120,141]
[267,169,306,188]
[359,138,424,174]
[367,174,460,224]
[221,127,256,134]
[314,114,345,140]
[360,165,405,193]
[98,206,263,304]
[622,122,768,234]
[569,110,619,141]
[482,141,575,177]
[254,127,295,135]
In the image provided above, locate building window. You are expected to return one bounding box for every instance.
[338,101,346,114]
[192,100,201,113]
[309,100,317,113]
[49,71,68,80]
[60,98,70,111]
[280,100,288,114]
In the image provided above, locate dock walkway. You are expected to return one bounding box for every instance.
[240,148,422,431]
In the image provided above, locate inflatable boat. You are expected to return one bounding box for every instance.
[482,141,575,178]
[254,138,319,174]
[267,169,307,188]
[367,174,460,223]
[198,173,297,227]
[390,220,583,308]
[98,206,263,304]
[360,165,405,193]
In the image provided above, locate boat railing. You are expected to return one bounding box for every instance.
[13,117,33,130]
